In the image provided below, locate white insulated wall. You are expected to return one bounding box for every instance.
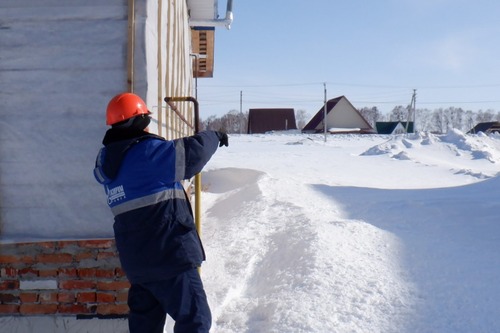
[0,0,195,242]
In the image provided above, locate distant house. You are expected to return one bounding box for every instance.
[302,96,374,134]
[376,121,414,134]
[467,121,500,134]
[247,108,297,134]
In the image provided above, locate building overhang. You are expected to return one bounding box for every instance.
[186,0,233,78]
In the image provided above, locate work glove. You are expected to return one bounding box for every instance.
[216,131,229,147]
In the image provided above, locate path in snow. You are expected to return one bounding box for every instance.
[200,168,417,333]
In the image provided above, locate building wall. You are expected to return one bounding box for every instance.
[0,0,196,327]
[0,0,195,243]
[326,97,367,129]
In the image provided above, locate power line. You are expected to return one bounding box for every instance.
[200,81,500,90]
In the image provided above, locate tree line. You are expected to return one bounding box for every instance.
[201,107,500,134]
[359,106,500,133]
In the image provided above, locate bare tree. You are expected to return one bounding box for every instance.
[464,110,475,132]
[431,109,446,133]
[202,114,223,132]
[389,105,407,122]
[221,110,240,133]
[476,109,495,123]
[295,109,310,130]
[415,108,432,132]
[201,110,248,134]
[443,107,465,130]
[359,106,383,127]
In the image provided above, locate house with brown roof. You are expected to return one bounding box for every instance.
[247,108,297,134]
[467,122,500,134]
[302,96,374,134]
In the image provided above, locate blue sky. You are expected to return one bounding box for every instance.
[197,0,500,118]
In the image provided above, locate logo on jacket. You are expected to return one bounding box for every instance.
[107,185,126,205]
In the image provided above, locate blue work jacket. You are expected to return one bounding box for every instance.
[94,130,220,283]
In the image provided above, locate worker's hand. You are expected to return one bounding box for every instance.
[216,131,229,147]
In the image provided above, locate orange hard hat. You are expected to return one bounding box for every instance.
[106,93,151,126]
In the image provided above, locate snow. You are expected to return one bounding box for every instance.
[7,129,496,332]
[2,2,500,331]
[3,123,500,332]
[184,130,500,333]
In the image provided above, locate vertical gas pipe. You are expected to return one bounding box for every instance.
[164,97,202,237]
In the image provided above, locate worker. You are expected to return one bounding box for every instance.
[93,92,228,333]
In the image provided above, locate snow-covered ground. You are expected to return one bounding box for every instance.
[175,130,500,333]
[2,130,499,333]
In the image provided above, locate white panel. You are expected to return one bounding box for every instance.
[20,280,58,290]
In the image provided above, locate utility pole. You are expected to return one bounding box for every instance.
[406,89,417,133]
[323,82,327,142]
[240,90,243,134]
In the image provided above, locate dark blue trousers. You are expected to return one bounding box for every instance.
[127,268,212,333]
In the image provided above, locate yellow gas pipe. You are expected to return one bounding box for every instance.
[164,96,202,236]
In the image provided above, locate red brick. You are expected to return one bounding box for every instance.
[0,304,20,314]
[38,292,58,303]
[78,240,114,249]
[97,281,130,291]
[20,292,39,303]
[57,292,76,303]
[36,253,73,264]
[96,269,115,278]
[20,303,57,315]
[18,267,38,277]
[78,268,97,278]
[96,292,115,303]
[59,268,78,277]
[38,269,58,277]
[20,256,35,264]
[0,255,19,264]
[96,251,116,260]
[59,280,95,290]
[75,252,95,261]
[0,280,19,291]
[0,267,17,277]
[96,303,129,315]
[58,303,92,314]
[115,267,126,278]
[77,292,96,303]
[36,241,58,250]
[14,242,32,248]
[58,241,78,248]
[0,293,19,304]
[115,291,129,303]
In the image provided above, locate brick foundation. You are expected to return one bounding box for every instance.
[0,239,130,317]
